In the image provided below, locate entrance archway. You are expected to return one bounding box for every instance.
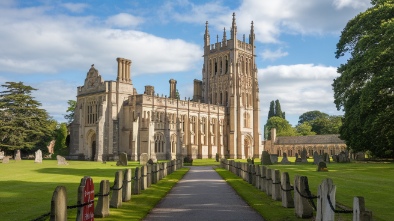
[87,130,96,161]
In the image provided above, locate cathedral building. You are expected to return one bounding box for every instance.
[69,13,263,161]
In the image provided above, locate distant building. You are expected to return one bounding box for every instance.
[69,13,263,161]
[264,128,347,157]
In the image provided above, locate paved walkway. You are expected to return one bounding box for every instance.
[144,166,264,221]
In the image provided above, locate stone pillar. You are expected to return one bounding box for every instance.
[123,169,132,202]
[147,164,152,187]
[266,168,272,196]
[261,166,267,192]
[155,164,160,182]
[110,170,123,208]
[141,165,147,190]
[159,163,164,180]
[353,196,372,221]
[50,186,67,221]
[248,164,253,184]
[271,169,281,201]
[255,165,260,189]
[316,178,336,221]
[133,167,141,195]
[94,180,110,218]
[163,162,168,177]
[281,172,294,208]
[294,175,314,218]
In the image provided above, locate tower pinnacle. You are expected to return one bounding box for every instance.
[231,12,237,39]
[249,21,255,45]
[204,21,210,46]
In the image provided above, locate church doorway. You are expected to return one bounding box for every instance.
[87,131,96,161]
[91,141,96,161]
[244,138,250,158]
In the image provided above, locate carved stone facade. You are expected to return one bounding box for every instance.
[69,14,263,161]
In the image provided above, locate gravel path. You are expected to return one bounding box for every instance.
[144,166,264,221]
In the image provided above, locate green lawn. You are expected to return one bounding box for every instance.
[224,159,394,221]
[0,160,188,221]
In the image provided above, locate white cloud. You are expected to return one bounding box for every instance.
[105,13,144,28]
[333,0,370,9]
[61,3,88,13]
[261,48,288,61]
[258,64,342,125]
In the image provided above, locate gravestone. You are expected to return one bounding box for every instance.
[270,154,278,164]
[301,148,308,163]
[281,172,294,208]
[35,149,43,163]
[294,175,314,218]
[110,170,123,208]
[14,149,21,160]
[77,176,94,221]
[316,178,336,221]
[94,180,110,218]
[0,151,4,160]
[313,151,320,165]
[295,153,302,163]
[57,155,68,165]
[271,169,281,201]
[353,197,373,221]
[281,153,290,164]
[140,153,149,165]
[133,167,141,195]
[50,186,67,220]
[317,161,328,172]
[2,156,10,163]
[323,153,330,163]
[116,152,128,166]
[355,152,366,161]
[337,151,350,163]
[261,151,272,165]
[122,169,132,202]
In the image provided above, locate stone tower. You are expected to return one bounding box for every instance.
[201,13,261,158]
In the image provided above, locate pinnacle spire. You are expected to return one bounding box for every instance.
[204,21,210,46]
[249,21,255,45]
[231,12,237,39]
[222,27,227,42]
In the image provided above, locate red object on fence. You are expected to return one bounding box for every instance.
[83,177,94,221]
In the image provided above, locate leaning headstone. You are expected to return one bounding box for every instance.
[294,175,314,218]
[122,169,132,202]
[50,186,67,221]
[35,149,43,163]
[270,154,278,164]
[57,155,68,165]
[14,149,21,160]
[281,153,291,164]
[317,161,328,172]
[261,151,272,165]
[301,148,308,163]
[316,178,336,221]
[110,170,123,208]
[77,176,94,221]
[2,156,10,164]
[281,172,294,208]
[313,151,320,165]
[94,180,110,218]
[140,153,149,165]
[116,152,128,166]
[353,196,373,221]
[0,151,4,160]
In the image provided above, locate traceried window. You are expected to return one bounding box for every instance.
[86,99,98,125]
[154,133,165,153]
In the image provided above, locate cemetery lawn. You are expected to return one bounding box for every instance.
[217,161,394,221]
[0,160,188,221]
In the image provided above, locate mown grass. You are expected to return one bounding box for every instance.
[221,159,394,221]
[0,160,188,221]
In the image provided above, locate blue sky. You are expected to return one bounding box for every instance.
[0,0,371,128]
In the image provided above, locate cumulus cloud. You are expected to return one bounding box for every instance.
[261,48,288,61]
[258,64,341,125]
[105,13,144,28]
[61,3,88,13]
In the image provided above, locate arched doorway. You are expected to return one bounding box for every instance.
[87,130,96,161]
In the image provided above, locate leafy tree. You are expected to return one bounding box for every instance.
[265,116,296,139]
[274,99,284,119]
[298,110,329,124]
[334,0,394,157]
[64,100,76,124]
[296,122,316,136]
[268,100,275,119]
[54,123,68,156]
[0,82,55,155]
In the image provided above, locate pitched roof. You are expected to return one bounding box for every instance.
[275,134,345,145]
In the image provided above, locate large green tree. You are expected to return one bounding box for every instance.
[334,0,394,157]
[0,82,55,155]
[298,110,329,124]
[64,100,76,124]
[265,116,296,139]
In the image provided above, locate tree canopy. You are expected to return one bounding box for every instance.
[64,100,76,124]
[334,0,394,157]
[266,116,296,139]
[0,82,55,154]
[298,110,329,125]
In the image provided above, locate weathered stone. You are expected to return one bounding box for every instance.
[133,167,141,195]
[14,149,21,160]
[281,172,294,208]
[139,153,149,165]
[35,149,43,163]
[163,162,168,178]
[271,169,281,201]
[316,178,336,221]
[323,152,330,163]
[266,168,272,196]
[313,151,320,165]
[294,175,314,218]
[0,151,4,160]
[261,151,272,165]
[110,170,123,208]
[270,154,278,164]
[261,166,267,192]
[57,155,68,165]
[317,161,328,172]
[281,152,291,164]
[50,186,67,221]
[141,165,147,190]
[301,148,308,163]
[146,164,152,187]
[94,180,110,218]
[353,196,373,221]
[122,169,132,202]
[2,156,10,163]
[116,152,128,166]
[255,165,261,189]
[77,176,94,221]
